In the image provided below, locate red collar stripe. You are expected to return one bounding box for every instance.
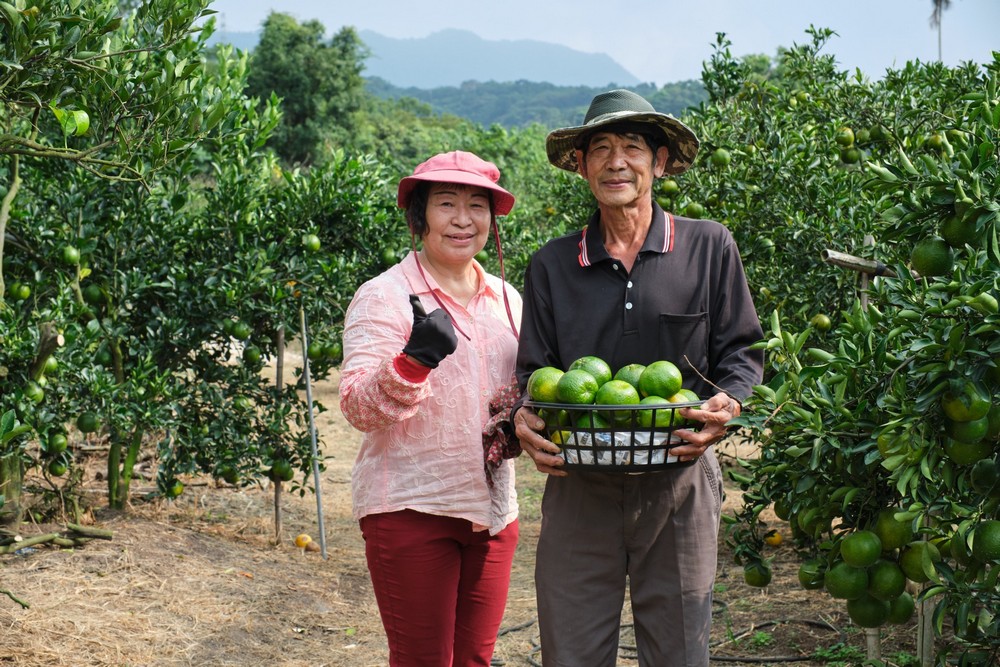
[665,212,674,253]
[578,226,590,267]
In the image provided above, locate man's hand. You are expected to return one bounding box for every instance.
[670,392,741,462]
[514,406,568,476]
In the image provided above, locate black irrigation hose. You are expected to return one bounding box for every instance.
[512,617,844,666]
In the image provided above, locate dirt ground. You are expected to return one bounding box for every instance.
[1,363,930,666]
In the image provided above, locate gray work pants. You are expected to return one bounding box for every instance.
[534,451,724,667]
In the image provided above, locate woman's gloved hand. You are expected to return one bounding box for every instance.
[402,294,458,368]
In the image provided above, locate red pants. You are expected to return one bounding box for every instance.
[359,509,519,666]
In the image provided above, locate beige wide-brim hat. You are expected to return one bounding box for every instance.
[545,89,700,176]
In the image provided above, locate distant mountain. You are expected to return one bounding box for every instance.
[358,29,640,88]
[206,27,641,88]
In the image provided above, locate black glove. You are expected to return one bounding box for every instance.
[402,294,458,369]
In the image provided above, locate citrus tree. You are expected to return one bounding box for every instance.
[723,47,999,664]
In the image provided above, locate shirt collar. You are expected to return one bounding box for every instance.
[577,202,674,267]
[400,250,497,299]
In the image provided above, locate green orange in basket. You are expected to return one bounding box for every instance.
[556,369,600,404]
[636,396,674,428]
[569,355,613,387]
[594,379,641,424]
[537,407,571,427]
[574,411,612,430]
[638,360,683,399]
[527,366,564,402]
[613,363,645,392]
[549,429,574,446]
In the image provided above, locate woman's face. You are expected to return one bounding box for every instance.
[421,182,492,267]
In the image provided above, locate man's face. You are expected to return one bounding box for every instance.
[577,131,668,209]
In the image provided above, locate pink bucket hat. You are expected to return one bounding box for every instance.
[397,150,516,215]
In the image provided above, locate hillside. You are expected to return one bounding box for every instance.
[207,26,706,129]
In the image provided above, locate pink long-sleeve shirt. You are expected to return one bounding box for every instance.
[339,251,521,535]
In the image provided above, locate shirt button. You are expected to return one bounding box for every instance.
[612,263,619,270]
[627,281,633,288]
[625,302,633,310]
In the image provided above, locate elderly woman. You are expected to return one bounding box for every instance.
[339,150,521,666]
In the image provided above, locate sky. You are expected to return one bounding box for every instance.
[204,0,1000,85]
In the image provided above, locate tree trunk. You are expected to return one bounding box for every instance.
[0,454,25,526]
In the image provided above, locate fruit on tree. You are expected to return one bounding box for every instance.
[909,236,954,277]
[76,412,100,433]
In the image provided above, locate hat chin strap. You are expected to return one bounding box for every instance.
[409,214,519,343]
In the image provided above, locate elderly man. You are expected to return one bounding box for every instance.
[513,89,764,666]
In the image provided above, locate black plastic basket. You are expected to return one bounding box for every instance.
[525,399,702,472]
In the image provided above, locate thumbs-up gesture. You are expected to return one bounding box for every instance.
[401,295,458,368]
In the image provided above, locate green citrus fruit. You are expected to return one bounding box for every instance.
[710,148,732,168]
[887,592,915,624]
[899,541,941,583]
[527,366,564,403]
[970,459,1000,496]
[380,248,398,267]
[910,236,955,277]
[847,594,891,628]
[82,283,104,305]
[970,520,1000,563]
[243,345,262,364]
[941,382,992,422]
[943,437,993,465]
[797,559,825,590]
[164,480,185,498]
[636,395,674,428]
[270,459,295,482]
[594,379,641,425]
[569,356,613,387]
[810,313,832,332]
[47,459,68,477]
[219,465,239,485]
[302,233,321,252]
[840,147,862,164]
[743,562,772,588]
[824,561,868,600]
[537,407,571,428]
[661,179,680,195]
[23,381,45,404]
[231,321,252,341]
[835,126,855,147]
[940,215,982,248]
[868,559,906,601]
[474,249,489,263]
[233,396,253,411]
[46,433,68,454]
[613,363,646,392]
[323,342,343,361]
[945,417,989,444]
[773,499,792,521]
[841,530,882,568]
[76,412,100,433]
[638,360,683,400]
[43,355,59,375]
[873,508,914,551]
[684,201,705,219]
[574,411,611,430]
[62,245,81,265]
[307,341,324,361]
[556,369,600,405]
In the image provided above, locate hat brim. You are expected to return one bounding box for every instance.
[397,170,515,215]
[545,111,700,176]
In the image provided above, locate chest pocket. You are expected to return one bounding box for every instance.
[657,312,709,381]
